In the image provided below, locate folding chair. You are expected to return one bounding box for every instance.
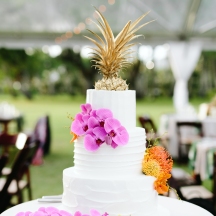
[176,152,216,215]
[30,115,51,165]
[0,140,39,213]
[0,132,28,178]
[176,121,203,163]
[0,154,8,177]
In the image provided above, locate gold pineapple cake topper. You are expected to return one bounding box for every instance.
[85,7,153,90]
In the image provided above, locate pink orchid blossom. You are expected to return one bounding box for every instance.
[89,209,102,216]
[70,103,129,151]
[104,118,129,148]
[84,127,107,151]
[81,103,92,115]
[71,113,89,136]
[91,108,113,127]
[71,114,99,136]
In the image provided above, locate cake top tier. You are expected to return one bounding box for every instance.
[86,89,136,129]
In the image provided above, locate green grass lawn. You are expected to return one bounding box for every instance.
[0,94,211,200]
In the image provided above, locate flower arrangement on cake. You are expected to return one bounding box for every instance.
[70,103,129,151]
[142,135,173,194]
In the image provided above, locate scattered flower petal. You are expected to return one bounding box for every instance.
[59,210,73,216]
[90,209,101,216]
[16,212,32,216]
[74,211,82,216]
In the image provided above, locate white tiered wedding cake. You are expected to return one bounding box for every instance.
[62,7,172,216]
[62,90,170,216]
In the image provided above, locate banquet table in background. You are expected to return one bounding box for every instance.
[159,114,216,159]
[194,137,216,180]
[0,102,24,134]
[0,196,213,216]
[0,115,24,134]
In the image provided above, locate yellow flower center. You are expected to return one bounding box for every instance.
[143,159,161,178]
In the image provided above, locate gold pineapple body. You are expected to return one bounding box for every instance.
[85,8,152,90]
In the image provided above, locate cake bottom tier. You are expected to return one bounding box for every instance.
[62,167,169,216]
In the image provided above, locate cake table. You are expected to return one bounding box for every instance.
[0,196,213,216]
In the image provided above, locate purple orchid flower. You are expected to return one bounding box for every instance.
[84,127,107,151]
[70,103,129,151]
[71,114,99,136]
[71,113,90,136]
[81,103,92,115]
[70,103,93,137]
[104,118,129,148]
[91,108,113,127]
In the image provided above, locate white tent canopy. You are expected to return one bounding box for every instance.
[1,0,216,49]
[1,0,216,112]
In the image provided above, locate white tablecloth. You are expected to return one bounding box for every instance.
[194,137,216,180]
[0,196,213,216]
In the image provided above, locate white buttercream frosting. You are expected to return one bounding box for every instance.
[74,127,146,178]
[86,89,136,129]
[62,167,158,216]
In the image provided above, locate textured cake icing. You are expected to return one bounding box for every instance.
[63,168,158,216]
[73,128,145,178]
[62,90,169,216]
[86,90,136,129]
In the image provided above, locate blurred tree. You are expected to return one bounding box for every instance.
[189,51,216,98]
[0,48,215,99]
[58,49,97,90]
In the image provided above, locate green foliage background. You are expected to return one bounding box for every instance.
[0,48,215,99]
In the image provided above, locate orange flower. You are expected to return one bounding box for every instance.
[147,146,173,173]
[142,145,173,194]
[142,159,161,178]
[154,178,169,194]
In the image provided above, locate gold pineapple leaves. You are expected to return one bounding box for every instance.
[85,7,153,90]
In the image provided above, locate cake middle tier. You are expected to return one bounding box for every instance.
[73,127,146,178]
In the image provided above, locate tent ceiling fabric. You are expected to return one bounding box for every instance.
[1,0,216,49]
